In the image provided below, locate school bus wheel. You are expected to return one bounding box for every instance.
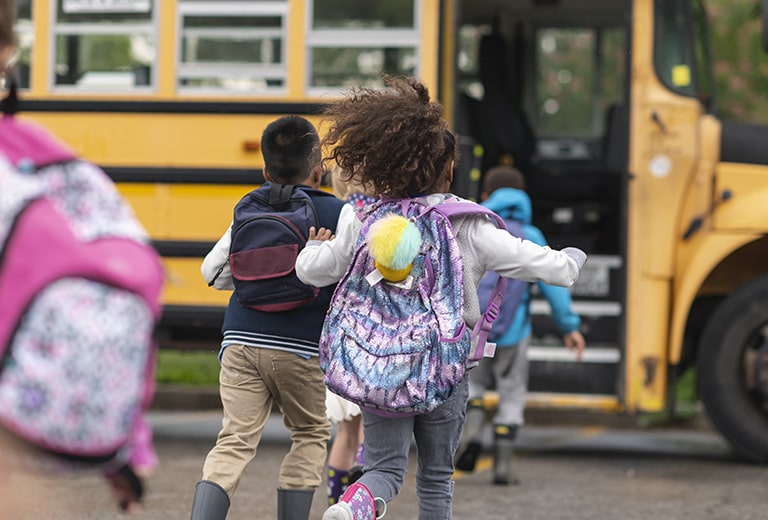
[698,275,768,464]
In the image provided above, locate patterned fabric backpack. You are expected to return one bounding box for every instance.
[319,195,508,416]
[0,113,164,462]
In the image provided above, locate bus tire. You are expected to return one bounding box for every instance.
[698,275,768,464]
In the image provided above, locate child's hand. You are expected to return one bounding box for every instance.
[309,227,335,242]
[106,465,144,515]
[564,331,585,361]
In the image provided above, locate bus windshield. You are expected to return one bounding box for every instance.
[654,0,715,108]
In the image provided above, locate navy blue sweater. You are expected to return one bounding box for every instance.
[221,185,345,357]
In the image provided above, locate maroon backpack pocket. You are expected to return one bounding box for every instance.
[230,243,298,280]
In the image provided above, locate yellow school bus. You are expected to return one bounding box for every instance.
[12,0,768,463]
[14,0,442,343]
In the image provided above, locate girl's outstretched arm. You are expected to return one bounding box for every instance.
[296,204,360,287]
[467,217,586,287]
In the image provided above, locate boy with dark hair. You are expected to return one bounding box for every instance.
[455,165,585,485]
[191,115,346,520]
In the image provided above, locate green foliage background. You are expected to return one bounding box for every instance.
[708,0,768,123]
[156,351,220,386]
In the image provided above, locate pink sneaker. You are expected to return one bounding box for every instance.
[322,482,386,520]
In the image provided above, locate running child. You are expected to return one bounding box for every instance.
[295,75,586,520]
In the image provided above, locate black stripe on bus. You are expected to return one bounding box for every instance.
[153,240,216,258]
[160,305,225,330]
[105,166,265,185]
[17,99,327,115]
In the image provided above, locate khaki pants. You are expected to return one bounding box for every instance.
[202,345,330,496]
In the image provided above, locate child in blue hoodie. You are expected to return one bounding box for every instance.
[455,166,585,485]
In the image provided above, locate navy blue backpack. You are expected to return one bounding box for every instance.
[226,182,321,312]
[477,218,530,341]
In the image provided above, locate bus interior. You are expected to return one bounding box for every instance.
[451,0,630,397]
[452,0,627,255]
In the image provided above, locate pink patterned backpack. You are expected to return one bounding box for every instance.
[0,113,164,468]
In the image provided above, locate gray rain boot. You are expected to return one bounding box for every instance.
[190,480,230,520]
[277,488,315,520]
[492,424,520,486]
[455,399,487,472]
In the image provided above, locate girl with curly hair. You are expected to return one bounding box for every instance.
[296,76,586,520]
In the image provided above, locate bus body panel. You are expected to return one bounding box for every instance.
[670,233,766,365]
[162,258,231,308]
[21,112,320,169]
[116,183,250,242]
[714,164,768,232]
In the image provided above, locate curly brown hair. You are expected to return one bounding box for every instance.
[321,76,449,198]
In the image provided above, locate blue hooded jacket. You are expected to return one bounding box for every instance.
[481,187,581,347]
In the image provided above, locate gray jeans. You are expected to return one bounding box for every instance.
[358,376,469,520]
[467,336,530,426]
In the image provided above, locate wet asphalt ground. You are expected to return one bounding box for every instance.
[5,409,768,520]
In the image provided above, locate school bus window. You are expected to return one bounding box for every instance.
[311,0,415,29]
[653,0,696,96]
[309,46,417,89]
[306,0,420,92]
[53,0,156,91]
[14,0,32,89]
[177,2,287,93]
[599,28,627,115]
[536,29,596,137]
[456,24,491,100]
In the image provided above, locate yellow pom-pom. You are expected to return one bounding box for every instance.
[368,214,422,283]
[374,261,412,283]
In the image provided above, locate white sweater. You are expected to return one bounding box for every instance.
[295,196,585,331]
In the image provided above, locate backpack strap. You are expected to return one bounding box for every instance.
[268,183,296,210]
[427,201,509,362]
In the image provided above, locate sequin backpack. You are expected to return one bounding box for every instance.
[0,113,164,464]
[319,195,508,416]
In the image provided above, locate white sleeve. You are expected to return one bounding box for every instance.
[201,223,234,290]
[466,217,584,287]
[295,203,359,287]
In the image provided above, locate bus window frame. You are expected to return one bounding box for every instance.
[652,0,711,103]
[13,16,33,90]
[304,0,422,97]
[176,1,289,96]
[49,0,159,93]
[691,0,716,112]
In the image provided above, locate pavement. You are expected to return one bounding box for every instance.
[150,383,715,433]
[4,390,737,520]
